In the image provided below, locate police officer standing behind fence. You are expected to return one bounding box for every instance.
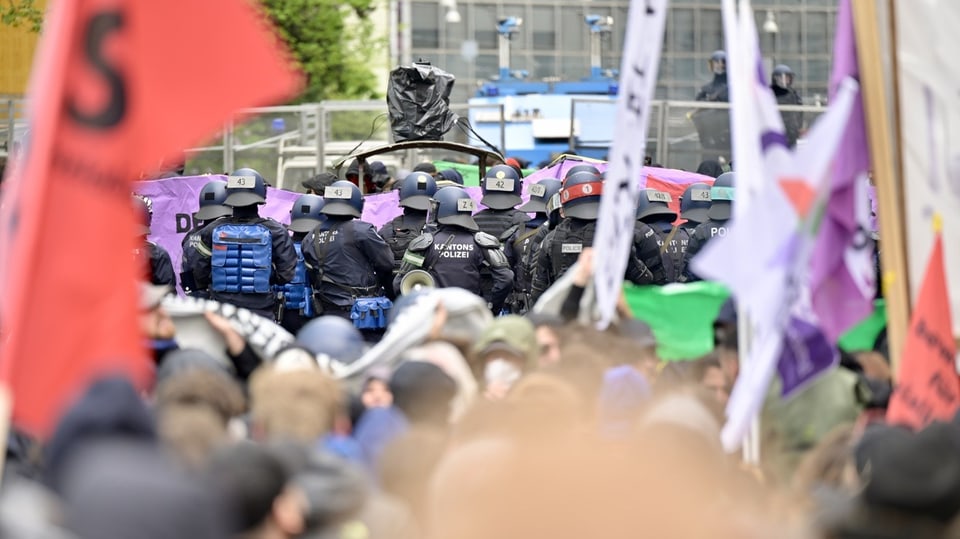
[683,171,735,282]
[302,180,396,322]
[771,64,804,148]
[379,172,437,272]
[395,186,514,314]
[191,169,298,320]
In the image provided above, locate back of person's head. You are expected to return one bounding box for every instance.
[156,368,245,424]
[503,372,586,441]
[378,426,447,523]
[155,369,246,468]
[249,365,342,442]
[389,361,457,427]
[402,341,478,424]
[63,440,229,539]
[45,376,156,494]
[206,442,292,535]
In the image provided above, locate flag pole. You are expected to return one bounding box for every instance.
[851,0,910,377]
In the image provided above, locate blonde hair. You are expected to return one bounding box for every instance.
[248,365,343,442]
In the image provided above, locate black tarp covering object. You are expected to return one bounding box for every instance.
[387,63,458,142]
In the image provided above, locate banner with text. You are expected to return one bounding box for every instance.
[593,0,670,329]
[895,0,960,334]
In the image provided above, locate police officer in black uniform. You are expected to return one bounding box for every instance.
[531,170,662,302]
[394,186,514,313]
[473,164,529,306]
[680,182,712,231]
[191,169,298,319]
[523,189,565,282]
[180,179,232,297]
[301,180,396,322]
[683,171,735,282]
[636,188,687,283]
[693,50,731,159]
[133,194,176,287]
[511,178,562,312]
[379,172,437,272]
[276,194,326,334]
[771,64,804,148]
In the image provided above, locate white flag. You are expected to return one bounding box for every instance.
[592,0,669,329]
[693,0,859,452]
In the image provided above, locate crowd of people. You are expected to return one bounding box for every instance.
[0,51,953,535]
[0,143,948,539]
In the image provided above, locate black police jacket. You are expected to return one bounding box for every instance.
[682,218,730,282]
[643,218,691,283]
[394,225,514,313]
[302,216,396,308]
[530,218,657,302]
[378,211,428,271]
[143,241,175,287]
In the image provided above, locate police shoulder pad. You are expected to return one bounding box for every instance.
[498,225,520,242]
[408,233,434,252]
[475,231,501,249]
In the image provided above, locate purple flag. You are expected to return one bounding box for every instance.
[809,0,876,343]
[778,316,839,397]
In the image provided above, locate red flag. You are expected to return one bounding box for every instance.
[0,0,302,438]
[886,226,959,429]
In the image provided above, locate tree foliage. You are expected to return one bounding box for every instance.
[1,0,43,32]
[260,0,383,103]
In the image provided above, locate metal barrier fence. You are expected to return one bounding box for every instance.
[1,96,827,187]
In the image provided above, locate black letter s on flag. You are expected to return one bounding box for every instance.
[67,11,127,129]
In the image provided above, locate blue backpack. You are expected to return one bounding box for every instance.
[211,222,272,294]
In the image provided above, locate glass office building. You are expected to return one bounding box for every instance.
[408,0,838,105]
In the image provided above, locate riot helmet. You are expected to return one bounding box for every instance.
[224,168,268,207]
[398,172,438,211]
[434,186,478,231]
[296,316,366,365]
[709,50,727,75]
[321,181,364,218]
[559,170,604,220]
[709,172,735,221]
[518,178,562,214]
[564,164,601,178]
[481,165,522,210]
[772,64,794,90]
[680,182,712,224]
[545,191,563,229]
[195,180,232,221]
[636,188,677,222]
[289,194,327,234]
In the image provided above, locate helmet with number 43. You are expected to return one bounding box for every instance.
[223,168,268,207]
[321,181,364,218]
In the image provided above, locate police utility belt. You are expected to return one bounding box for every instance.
[312,280,392,330]
[310,222,393,330]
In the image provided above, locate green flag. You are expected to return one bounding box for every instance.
[837,299,886,352]
[623,282,731,361]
